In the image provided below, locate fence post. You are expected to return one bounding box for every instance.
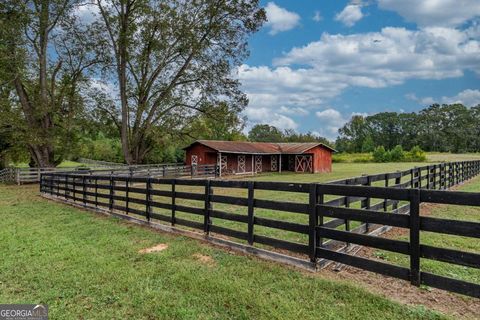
[146,178,152,222]
[383,174,389,211]
[109,176,114,211]
[410,168,414,188]
[95,177,98,207]
[73,176,77,202]
[56,174,60,197]
[409,188,421,286]
[365,176,372,232]
[308,183,318,262]
[82,176,87,206]
[126,178,130,215]
[441,164,446,189]
[204,180,212,234]
[393,172,401,210]
[171,180,176,226]
[247,181,255,245]
[65,175,69,199]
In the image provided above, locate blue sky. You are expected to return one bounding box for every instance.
[238,0,480,139]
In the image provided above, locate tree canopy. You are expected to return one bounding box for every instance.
[336,104,480,153]
[92,0,265,164]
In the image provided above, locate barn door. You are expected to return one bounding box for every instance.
[191,155,198,175]
[237,155,246,173]
[218,154,227,173]
[255,155,262,173]
[295,155,313,173]
[271,155,277,171]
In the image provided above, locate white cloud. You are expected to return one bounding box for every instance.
[405,93,436,106]
[335,4,364,27]
[274,27,480,84]
[244,106,298,130]
[313,11,323,22]
[264,2,301,35]
[314,109,368,139]
[279,106,309,116]
[406,89,480,107]
[378,0,480,27]
[443,89,480,106]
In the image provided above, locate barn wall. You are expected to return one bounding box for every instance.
[305,146,333,173]
[185,143,217,166]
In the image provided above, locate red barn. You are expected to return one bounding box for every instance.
[183,140,335,176]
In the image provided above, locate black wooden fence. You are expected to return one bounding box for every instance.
[40,160,480,298]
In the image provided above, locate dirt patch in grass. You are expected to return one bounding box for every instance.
[193,253,216,267]
[138,243,168,253]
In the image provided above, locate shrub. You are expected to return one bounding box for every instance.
[333,153,373,163]
[352,155,373,163]
[332,153,348,163]
[389,145,405,162]
[372,146,389,162]
[372,145,426,162]
[405,146,427,162]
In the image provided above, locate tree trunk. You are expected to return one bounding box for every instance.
[118,3,133,165]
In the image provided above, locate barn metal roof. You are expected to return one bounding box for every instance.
[184,140,336,154]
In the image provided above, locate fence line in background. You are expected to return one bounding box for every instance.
[77,158,128,167]
[40,160,480,297]
[1,163,217,184]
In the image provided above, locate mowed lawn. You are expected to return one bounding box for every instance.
[0,183,445,320]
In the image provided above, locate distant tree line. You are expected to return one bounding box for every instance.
[248,124,331,145]
[336,104,480,153]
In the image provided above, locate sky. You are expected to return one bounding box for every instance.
[238,0,480,139]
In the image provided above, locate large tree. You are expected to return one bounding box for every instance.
[0,1,101,167]
[248,124,284,142]
[93,0,265,164]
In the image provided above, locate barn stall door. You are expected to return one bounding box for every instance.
[191,155,198,175]
[255,155,262,173]
[237,155,246,173]
[271,155,277,171]
[295,155,313,173]
[218,154,227,173]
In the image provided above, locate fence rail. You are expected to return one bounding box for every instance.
[40,160,480,298]
[2,164,217,184]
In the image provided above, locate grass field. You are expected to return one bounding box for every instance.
[0,184,446,320]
